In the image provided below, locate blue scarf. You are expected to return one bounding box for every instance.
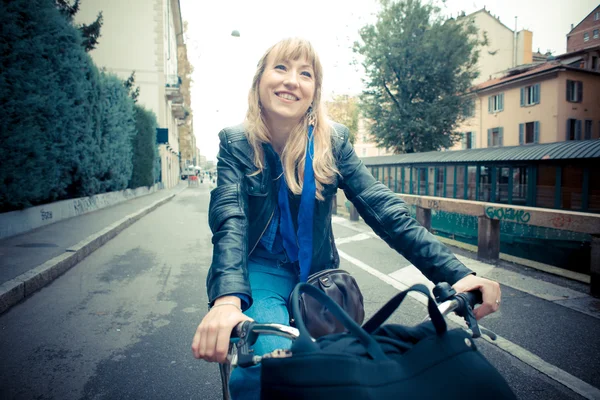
[278,125,316,282]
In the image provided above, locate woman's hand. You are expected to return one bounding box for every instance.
[452,275,501,320]
[191,296,253,363]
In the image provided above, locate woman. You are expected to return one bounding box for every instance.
[191,37,501,399]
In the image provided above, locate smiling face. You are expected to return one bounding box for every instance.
[258,53,315,126]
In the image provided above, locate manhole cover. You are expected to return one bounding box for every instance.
[16,243,59,248]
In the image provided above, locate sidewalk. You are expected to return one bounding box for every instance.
[0,183,187,314]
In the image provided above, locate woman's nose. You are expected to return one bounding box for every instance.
[283,73,299,88]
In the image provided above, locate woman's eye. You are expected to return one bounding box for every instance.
[274,64,286,71]
[301,71,312,78]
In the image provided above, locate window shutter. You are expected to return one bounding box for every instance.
[520,88,525,106]
[534,121,540,143]
[577,81,583,102]
[499,127,504,146]
[499,93,504,111]
[566,119,572,140]
[488,96,493,113]
[534,84,540,104]
[462,133,467,149]
[471,132,476,148]
[584,121,591,140]
[566,80,572,101]
[487,129,492,147]
[519,123,525,145]
[575,120,582,140]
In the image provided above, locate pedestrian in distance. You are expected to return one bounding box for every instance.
[191,37,502,400]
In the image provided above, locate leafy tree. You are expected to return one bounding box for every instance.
[326,95,359,144]
[353,0,485,153]
[129,105,158,188]
[55,0,103,52]
[123,71,141,103]
[0,0,101,211]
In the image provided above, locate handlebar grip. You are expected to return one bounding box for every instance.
[231,320,254,339]
[463,290,483,309]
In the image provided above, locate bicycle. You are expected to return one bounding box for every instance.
[219,282,501,400]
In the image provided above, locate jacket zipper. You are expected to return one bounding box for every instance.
[249,208,275,255]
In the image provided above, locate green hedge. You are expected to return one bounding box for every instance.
[129,105,158,188]
[0,0,158,212]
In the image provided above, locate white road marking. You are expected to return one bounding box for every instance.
[332,219,600,320]
[337,249,600,400]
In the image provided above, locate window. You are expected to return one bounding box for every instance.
[519,121,539,144]
[487,127,503,147]
[520,84,540,106]
[594,29,599,39]
[465,98,476,117]
[487,93,504,113]
[566,119,582,140]
[462,132,476,149]
[595,11,600,21]
[585,120,592,140]
[593,56,598,71]
[361,148,367,156]
[566,80,583,102]
[584,32,589,42]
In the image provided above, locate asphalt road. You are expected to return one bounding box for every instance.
[0,184,597,399]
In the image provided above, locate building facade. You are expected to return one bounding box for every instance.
[457,46,600,154]
[352,118,394,158]
[75,0,186,189]
[461,8,533,85]
[567,6,600,53]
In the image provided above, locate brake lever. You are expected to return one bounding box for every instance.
[233,321,260,368]
[454,293,482,338]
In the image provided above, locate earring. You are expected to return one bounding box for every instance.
[306,106,316,126]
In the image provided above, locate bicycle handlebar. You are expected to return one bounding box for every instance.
[227,286,495,368]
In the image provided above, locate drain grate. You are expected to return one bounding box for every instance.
[15,243,59,248]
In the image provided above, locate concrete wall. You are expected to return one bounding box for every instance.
[0,186,159,240]
[75,0,161,120]
[469,11,517,84]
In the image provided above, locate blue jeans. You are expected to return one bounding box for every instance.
[229,260,298,400]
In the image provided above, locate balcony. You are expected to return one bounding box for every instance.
[165,74,183,102]
[171,103,186,119]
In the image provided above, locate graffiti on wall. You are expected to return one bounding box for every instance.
[485,206,531,223]
[40,209,53,221]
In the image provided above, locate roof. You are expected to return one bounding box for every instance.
[471,45,600,93]
[360,140,600,166]
[475,62,560,91]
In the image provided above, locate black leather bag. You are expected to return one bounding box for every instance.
[288,269,364,338]
[263,283,517,400]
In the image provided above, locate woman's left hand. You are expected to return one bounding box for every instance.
[452,275,501,320]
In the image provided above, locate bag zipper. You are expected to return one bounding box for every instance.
[306,269,349,284]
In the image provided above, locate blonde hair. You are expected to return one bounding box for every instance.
[244,38,338,201]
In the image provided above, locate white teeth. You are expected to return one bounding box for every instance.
[277,93,297,101]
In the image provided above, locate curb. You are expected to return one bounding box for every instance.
[0,193,176,315]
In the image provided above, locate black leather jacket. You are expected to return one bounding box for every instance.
[207,123,473,308]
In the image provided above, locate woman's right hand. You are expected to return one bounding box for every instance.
[191,296,253,363]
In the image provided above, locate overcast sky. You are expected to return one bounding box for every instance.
[179,0,598,161]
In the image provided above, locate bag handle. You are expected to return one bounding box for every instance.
[290,282,387,360]
[362,284,447,335]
